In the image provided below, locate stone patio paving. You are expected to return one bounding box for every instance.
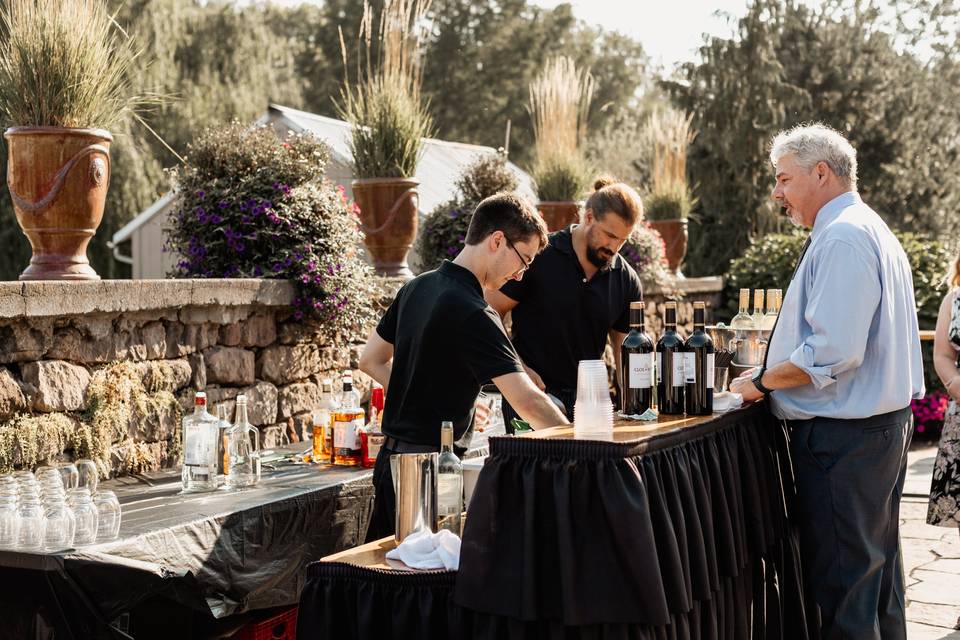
[903,444,960,639]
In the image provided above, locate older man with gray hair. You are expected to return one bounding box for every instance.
[731,123,925,639]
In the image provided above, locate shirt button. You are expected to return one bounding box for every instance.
[582,278,587,283]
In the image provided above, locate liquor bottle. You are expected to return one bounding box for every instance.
[215,403,231,479]
[761,288,779,331]
[437,421,463,535]
[620,301,655,415]
[361,383,385,468]
[684,302,715,416]
[333,373,364,466]
[751,289,765,328]
[182,391,220,492]
[312,379,337,463]
[226,394,261,489]
[730,288,755,330]
[656,301,685,415]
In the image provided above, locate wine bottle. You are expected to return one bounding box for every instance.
[656,301,685,415]
[760,288,779,331]
[730,288,755,330]
[751,289,765,328]
[684,302,715,415]
[437,421,463,535]
[620,301,654,415]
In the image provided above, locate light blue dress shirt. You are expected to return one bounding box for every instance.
[767,191,925,420]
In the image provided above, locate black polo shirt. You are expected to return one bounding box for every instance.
[500,225,643,393]
[377,260,524,446]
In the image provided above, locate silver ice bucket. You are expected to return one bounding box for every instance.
[391,452,438,543]
[707,325,769,367]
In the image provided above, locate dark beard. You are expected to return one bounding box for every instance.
[586,245,613,269]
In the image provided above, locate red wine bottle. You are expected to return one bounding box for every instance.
[656,301,685,415]
[621,301,654,415]
[684,302,715,415]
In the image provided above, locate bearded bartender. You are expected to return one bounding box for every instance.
[485,177,644,429]
[359,193,569,541]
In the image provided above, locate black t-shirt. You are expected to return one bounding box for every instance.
[377,261,524,446]
[499,226,643,393]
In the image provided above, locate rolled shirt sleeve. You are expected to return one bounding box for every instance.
[788,238,881,390]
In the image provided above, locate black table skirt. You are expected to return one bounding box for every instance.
[298,404,813,639]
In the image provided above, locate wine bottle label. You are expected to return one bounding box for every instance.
[437,474,462,515]
[184,425,206,466]
[707,353,716,387]
[655,352,661,384]
[367,433,385,461]
[333,419,359,449]
[628,353,654,388]
[672,354,684,387]
[684,352,696,384]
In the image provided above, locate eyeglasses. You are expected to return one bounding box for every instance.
[506,240,531,273]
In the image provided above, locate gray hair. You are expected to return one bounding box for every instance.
[769,123,858,188]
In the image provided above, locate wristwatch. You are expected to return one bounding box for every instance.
[751,368,773,395]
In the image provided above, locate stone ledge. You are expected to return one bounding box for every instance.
[0,279,297,319]
[646,276,724,296]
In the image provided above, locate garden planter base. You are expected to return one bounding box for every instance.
[649,219,688,276]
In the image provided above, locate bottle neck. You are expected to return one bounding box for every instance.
[693,306,705,330]
[753,291,764,315]
[664,307,677,330]
[738,290,749,314]
[629,306,645,332]
[194,403,207,416]
[440,423,453,451]
[235,403,249,425]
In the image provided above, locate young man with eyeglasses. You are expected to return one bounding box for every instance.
[485,177,645,428]
[359,192,569,541]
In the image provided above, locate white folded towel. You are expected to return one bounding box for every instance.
[713,392,743,412]
[386,528,461,571]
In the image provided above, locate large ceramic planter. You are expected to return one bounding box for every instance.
[352,177,419,279]
[537,201,581,233]
[5,127,112,281]
[649,218,688,276]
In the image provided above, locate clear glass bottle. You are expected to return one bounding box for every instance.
[333,373,364,466]
[761,288,779,331]
[312,379,337,464]
[436,421,463,535]
[226,395,261,489]
[730,288,755,330]
[215,403,231,481]
[751,289,766,328]
[361,382,385,469]
[181,391,220,493]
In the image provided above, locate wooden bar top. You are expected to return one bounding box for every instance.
[521,411,721,443]
[322,535,408,570]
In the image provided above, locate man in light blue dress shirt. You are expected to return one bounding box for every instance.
[731,124,924,639]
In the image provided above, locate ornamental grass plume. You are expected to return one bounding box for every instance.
[528,56,594,202]
[337,0,434,179]
[642,109,697,220]
[0,0,162,129]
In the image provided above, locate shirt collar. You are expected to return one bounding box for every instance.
[554,225,622,272]
[439,260,483,296]
[811,191,861,241]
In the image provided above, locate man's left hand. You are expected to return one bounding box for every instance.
[730,374,764,402]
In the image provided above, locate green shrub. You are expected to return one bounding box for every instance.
[165,123,377,343]
[643,182,695,221]
[532,152,592,202]
[415,153,518,273]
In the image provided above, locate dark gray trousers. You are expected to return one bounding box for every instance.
[787,406,913,640]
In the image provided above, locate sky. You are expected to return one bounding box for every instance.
[529,0,753,70]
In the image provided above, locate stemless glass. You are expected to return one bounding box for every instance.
[75,459,99,494]
[94,491,121,541]
[35,466,61,486]
[57,462,79,490]
[0,498,20,548]
[67,488,98,546]
[43,499,76,551]
[18,498,45,551]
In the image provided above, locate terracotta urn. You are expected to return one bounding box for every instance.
[5,127,112,281]
[648,219,688,276]
[537,201,581,233]
[352,177,419,279]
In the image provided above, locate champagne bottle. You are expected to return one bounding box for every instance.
[437,421,463,535]
[656,301,685,415]
[684,302,715,415]
[620,301,654,415]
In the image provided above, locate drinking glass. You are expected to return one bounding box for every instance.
[713,366,730,393]
[93,491,121,541]
[35,466,61,487]
[68,488,98,546]
[76,459,99,494]
[57,462,79,490]
[18,499,45,551]
[43,500,76,551]
[0,498,20,548]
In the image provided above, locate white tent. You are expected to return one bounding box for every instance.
[111,103,535,278]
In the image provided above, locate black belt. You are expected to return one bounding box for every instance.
[383,437,438,454]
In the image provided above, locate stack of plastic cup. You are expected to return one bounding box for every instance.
[573,360,614,440]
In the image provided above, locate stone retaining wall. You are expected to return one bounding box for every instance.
[0,279,399,477]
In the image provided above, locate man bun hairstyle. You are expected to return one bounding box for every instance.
[584,175,644,227]
[465,192,549,251]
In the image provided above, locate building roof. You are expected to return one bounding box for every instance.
[113,103,534,246]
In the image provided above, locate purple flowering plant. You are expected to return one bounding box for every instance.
[619,222,672,290]
[165,123,376,341]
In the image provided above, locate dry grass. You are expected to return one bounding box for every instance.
[643,109,698,219]
[0,0,158,129]
[528,56,594,201]
[338,0,435,179]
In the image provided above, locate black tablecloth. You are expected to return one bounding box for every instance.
[0,458,373,640]
[298,404,813,639]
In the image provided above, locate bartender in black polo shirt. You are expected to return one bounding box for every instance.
[359,192,569,541]
[486,177,644,428]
